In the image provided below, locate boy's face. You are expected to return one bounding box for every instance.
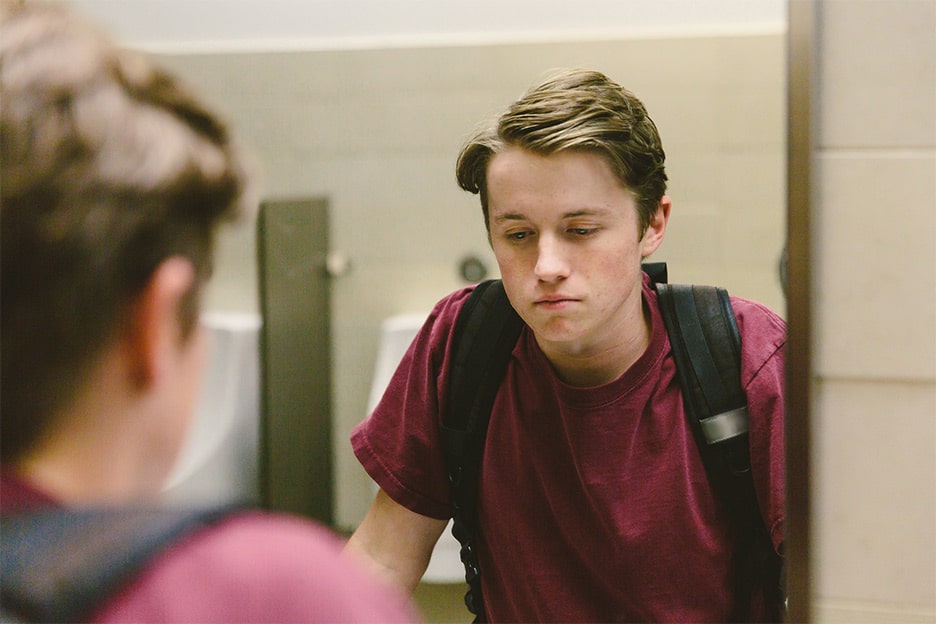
[486,146,667,359]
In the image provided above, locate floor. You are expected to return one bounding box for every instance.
[412,582,473,623]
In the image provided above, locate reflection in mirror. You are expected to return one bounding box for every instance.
[156,21,787,528]
[67,1,790,620]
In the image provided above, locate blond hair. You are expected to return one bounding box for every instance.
[456,68,667,236]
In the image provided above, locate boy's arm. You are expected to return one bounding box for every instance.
[344,488,447,594]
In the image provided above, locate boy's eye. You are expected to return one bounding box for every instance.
[569,227,596,236]
[507,231,530,241]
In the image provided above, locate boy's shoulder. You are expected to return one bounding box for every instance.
[730,295,787,347]
[96,510,416,622]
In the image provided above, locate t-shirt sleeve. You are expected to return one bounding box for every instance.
[94,512,419,623]
[733,297,787,553]
[351,287,475,520]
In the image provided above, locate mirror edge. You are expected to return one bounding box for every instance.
[786,0,817,621]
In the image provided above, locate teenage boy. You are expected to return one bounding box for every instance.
[347,68,785,623]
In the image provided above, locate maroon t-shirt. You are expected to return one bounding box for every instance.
[0,472,417,623]
[352,274,786,623]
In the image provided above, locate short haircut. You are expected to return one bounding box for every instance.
[1,2,252,460]
[456,68,668,237]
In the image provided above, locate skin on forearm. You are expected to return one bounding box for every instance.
[344,488,447,594]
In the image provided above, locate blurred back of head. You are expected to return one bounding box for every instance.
[0,0,252,461]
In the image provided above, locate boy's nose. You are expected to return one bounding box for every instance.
[534,237,569,282]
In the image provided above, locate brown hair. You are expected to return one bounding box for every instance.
[0,2,251,460]
[456,68,667,236]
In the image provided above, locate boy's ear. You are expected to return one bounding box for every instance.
[640,196,671,258]
[125,257,196,388]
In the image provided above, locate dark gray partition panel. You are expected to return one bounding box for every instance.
[257,198,333,525]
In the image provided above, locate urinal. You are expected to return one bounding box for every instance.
[369,314,464,583]
[163,312,263,506]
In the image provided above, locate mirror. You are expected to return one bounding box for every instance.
[146,13,787,533]
[67,0,790,614]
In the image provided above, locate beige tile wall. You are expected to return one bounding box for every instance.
[812,0,936,621]
[156,33,786,536]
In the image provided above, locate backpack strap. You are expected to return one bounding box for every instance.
[642,261,668,285]
[654,283,750,473]
[1,505,240,623]
[654,281,783,622]
[442,279,523,623]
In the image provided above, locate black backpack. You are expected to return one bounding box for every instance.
[0,505,239,623]
[441,262,783,622]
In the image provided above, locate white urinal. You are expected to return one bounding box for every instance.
[163,312,262,506]
[369,314,464,584]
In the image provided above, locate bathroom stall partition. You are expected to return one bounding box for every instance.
[257,198,334,525]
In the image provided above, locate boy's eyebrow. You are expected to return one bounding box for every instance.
[492,212,526,224]
[563,208,611,218]
[492,208,611,224]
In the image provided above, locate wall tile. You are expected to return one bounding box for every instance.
[814,600,936,624]
[819,0,936,149]
[813,379,936,606]
[814,154,936,381]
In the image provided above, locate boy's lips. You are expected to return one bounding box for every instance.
[535,295,578,305]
